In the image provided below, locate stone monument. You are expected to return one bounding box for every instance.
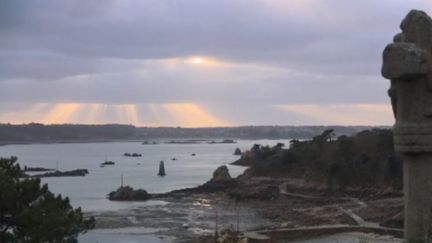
[382,9,432,242]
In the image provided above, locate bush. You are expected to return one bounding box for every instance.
[240,129,402,189]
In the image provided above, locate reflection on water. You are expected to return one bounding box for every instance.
[0,139,290,242]
[78,231,171,243]
[192,198,211,207]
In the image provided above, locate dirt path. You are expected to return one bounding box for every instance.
[275,179,400,236]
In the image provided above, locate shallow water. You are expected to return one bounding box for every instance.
[79,232,168,243]
[0,139,289,242]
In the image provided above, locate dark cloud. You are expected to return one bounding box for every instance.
[2,0,426,67]
[0,0,431,125]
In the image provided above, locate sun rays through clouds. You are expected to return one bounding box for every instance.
[1,103,229,128]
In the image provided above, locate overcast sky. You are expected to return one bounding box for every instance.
[1,0,431,127]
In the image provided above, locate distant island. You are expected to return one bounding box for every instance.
[164,139,236,144]
[0,123,384,144]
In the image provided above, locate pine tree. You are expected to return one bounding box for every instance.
[0,157,95,242]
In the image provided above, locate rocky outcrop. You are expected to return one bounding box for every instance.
[212,165,231,181]
[123,153,142,157]
[233,148,242,155]
[195,166,236,191]
[101,161,115,166]
[231,151,256,166]
[33,169,89,177]
[158,160,166,176]
[142,141,158,145]
[108,186,150,201]
[208,139,237,144]
[24,166,53,172]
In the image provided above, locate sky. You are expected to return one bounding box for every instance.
[1,0,431,127]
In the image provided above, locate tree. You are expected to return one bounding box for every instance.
[312,129,334,144]
[0,157,94,242]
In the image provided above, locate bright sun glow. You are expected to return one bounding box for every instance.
[185,56,223,67]
[0,102,229,127]
[160,103,227,127]
[160,56,226,68]
[190,57,204,64]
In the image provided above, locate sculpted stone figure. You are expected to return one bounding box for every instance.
[382,10,432,152]
[382,10,432,242]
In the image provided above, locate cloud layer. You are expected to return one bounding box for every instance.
[1,0,431,126]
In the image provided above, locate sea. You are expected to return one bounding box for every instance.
[0,139,290,243]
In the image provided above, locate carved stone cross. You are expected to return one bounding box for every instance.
[382,9,432,242]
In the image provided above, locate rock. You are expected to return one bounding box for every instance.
[108,186,150,201]
[33,169,89,178]
[208,139,236,144]
[142,141,158,145]
[233,148,242,155]
[123,153,142,157]
[158,160,166,176]
[101,161,115,166]
[199,166,236,191]
[23,166,54,172]
[231,151,256,166]
[212,165,231,182]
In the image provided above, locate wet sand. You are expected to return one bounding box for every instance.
[85,176,404,242]
[86,193,277,242]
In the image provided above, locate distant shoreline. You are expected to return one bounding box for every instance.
[0,138,288,146]
[0,124,387,146]
[0,139,145,146]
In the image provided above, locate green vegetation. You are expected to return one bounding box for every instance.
[0,157,94,242]
[237,129,402,189]
[0,123,376,143]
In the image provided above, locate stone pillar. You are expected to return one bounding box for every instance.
[382,10,432,243]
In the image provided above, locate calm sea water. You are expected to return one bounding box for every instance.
[0,139,289,242]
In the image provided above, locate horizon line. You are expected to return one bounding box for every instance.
[0,122,393,129]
